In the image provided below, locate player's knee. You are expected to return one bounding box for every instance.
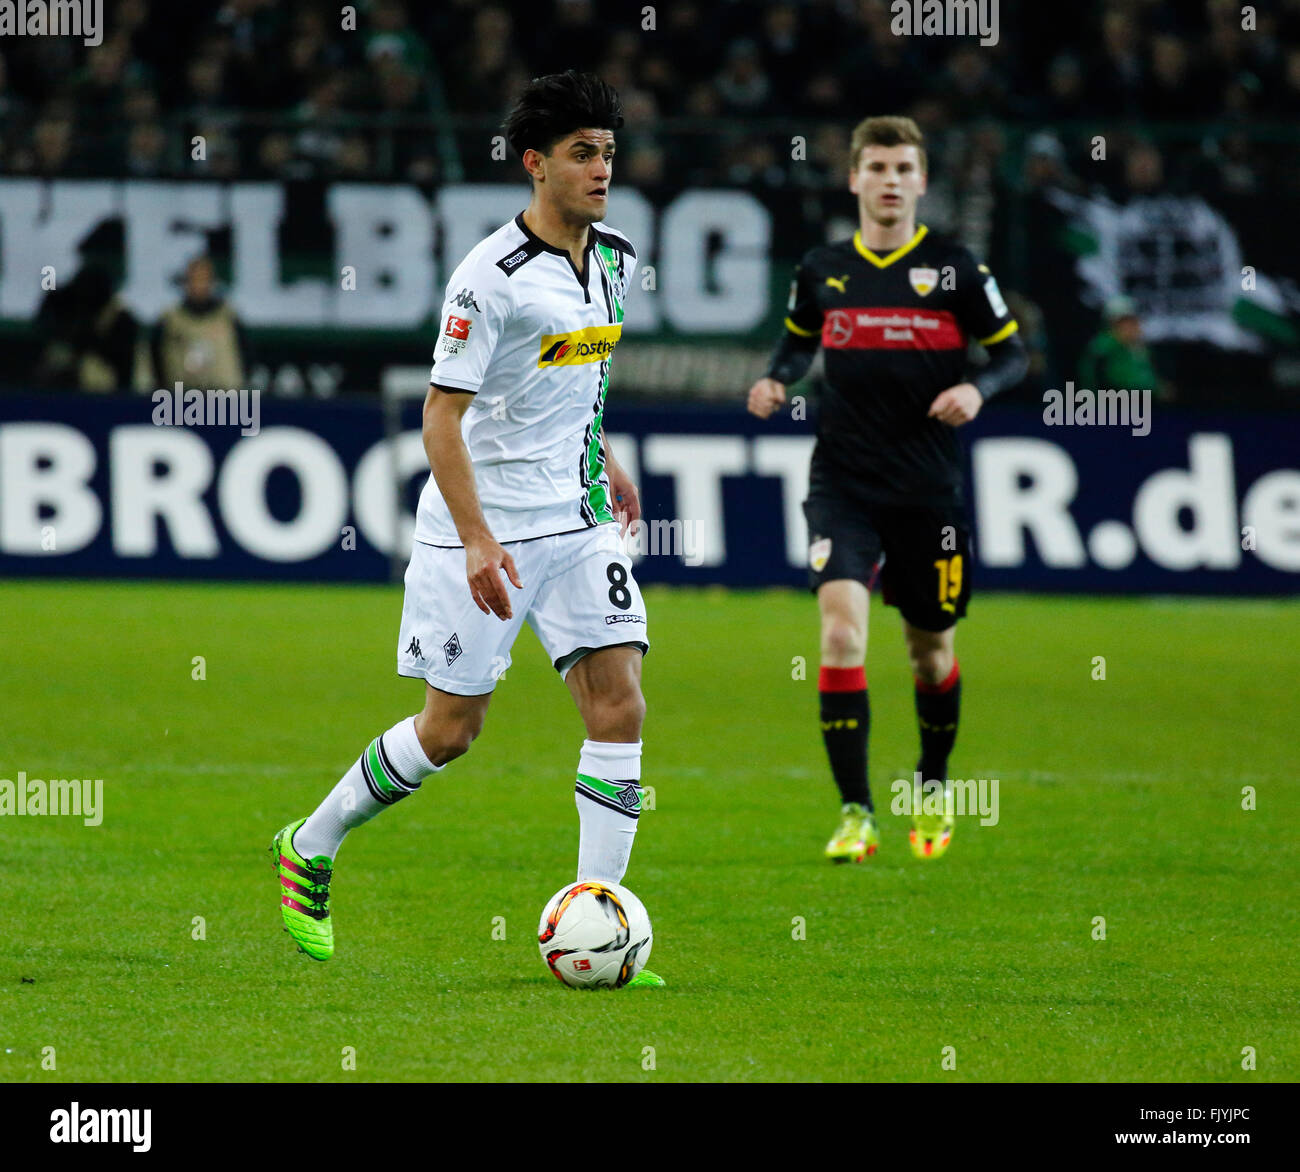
[910,646,954,685]
[586,687,645,741]
[821,618,865,664]
[415,712,483,767]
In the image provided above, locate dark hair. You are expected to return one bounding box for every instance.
[503,70,623,162]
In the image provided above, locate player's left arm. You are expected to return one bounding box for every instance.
[929,256,1029,426]
[601,427,641,535]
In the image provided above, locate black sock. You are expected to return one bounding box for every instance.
[819,666,871,812]
[915,661,961,789]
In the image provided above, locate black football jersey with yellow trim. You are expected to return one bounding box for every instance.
[774,224,1021,505]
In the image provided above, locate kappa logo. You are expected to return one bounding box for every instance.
[809,536,832,572]
[406,636,424,659]
[501,249,528,269]
[443,633,462,666]
[604,614,646,625]
[450,287,481,312]
[909,266,939,296]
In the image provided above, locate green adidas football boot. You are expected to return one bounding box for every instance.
[626,969,665,989]
[824,801,879,862]
[272,817,334,959]
[910,781,955,860]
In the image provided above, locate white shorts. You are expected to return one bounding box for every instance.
[397,523,649,695]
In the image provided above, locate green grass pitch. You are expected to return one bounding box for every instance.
[1,580,1295,1082]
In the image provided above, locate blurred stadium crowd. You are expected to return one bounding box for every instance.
[4,0,1299,405]
[2,0,1298,183]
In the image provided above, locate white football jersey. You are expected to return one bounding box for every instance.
[417,213,637,546]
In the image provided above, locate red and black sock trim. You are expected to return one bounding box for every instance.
[818,666,871,811]
[915,660,961,784]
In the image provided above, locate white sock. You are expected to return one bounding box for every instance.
[574,739,643,883]
[294,716,441,861]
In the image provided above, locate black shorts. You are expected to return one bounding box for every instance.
[802,490,972,632]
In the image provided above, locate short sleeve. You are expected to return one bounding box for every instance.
[429,259,510,394]
[954,251,1018,348]
[783,257,824,339]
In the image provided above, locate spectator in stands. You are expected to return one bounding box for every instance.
[125,121,168,176]
[1088,8,1145,117]
[1124,139,1165,197]
[69,35,132,120]
[1042,53,1089,119]
[12,109,77,176]
[1279,46,1300,114]
[217,0,287,109]
[334,134,372,179]
[940,45,1009,120]
[1145,35,1205,120]
[1078,296,1167,400]
[443,6,516,116]
[153,256,248,393]
[35,264,140,392]
[256,131,306,179]
[715,40,774,116]
[758,3,811,97]
[366,0,432,77]
[123,85,160,126]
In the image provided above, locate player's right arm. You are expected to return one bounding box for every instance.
[423,386,522,621]
[425,259,521,621]
[747,255,824,419]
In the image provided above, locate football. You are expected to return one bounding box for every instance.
[537,880,653,989]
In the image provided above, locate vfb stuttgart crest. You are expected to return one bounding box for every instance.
[809,536,832,572]
[909,266,939,296]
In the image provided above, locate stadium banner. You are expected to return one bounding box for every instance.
[0,392,1296,594]
[0,179,771,334]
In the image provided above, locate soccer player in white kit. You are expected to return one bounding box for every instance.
[272,72,660,984]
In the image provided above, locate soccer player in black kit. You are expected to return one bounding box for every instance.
[747,116,1027,862]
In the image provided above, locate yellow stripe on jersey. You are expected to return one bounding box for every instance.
[852,224,929,268]
[784,316,819,337]
[537,323,623,367]
[978,319,1019,346]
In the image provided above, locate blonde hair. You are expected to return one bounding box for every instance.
[849,115,927,172]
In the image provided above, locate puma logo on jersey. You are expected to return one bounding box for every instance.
[538,324,623,367]
[825,275,850,293]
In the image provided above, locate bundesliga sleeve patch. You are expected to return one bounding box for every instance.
[983,275,1008,319]
[440,314,472,355]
